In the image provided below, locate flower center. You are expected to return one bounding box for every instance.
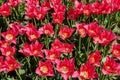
[55,19,60,23]
[50,54,55,60]
[80,71,88,78]
[3,11,7,14]
[38,14,42,18]
[40,66,48,73]
[45,30,50,35]
[62,33,68,39]
[6,51,11,56]
[61,66,69,74]
[79,29,85,35]
[83,10,89,15]
[6,34,13,40]
[113,50,120,56]
[54,45,59,49]
[106,66,111,70]
[66,48,70,52]
[102,38,107,42]
[33,50,39,54]
[94,37,99,42]
[89,30,95,34]
[9,64,14,69]
[30,34,36,39]
[2,43,9,48]
[90,57,95,63]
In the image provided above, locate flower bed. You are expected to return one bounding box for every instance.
[0,0,120,80]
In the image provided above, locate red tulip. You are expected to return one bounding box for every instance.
[72,63,98,79]
[52,12,64,25]
[102,0,112,4]
[56,58,74,80]
[117,63,120,74]
[88,50,102,66]
[25,23,43,37]
[0,46,16,56]
[111,44,120,60]
[82,4,92,17]
[34,7,47,20]
[8,0,22,7]
[26,0,40,8]
[98,29,116,45]
[9,22,26,35]
[74,0,83,15]
[0,3,11,17]
[1,29,18,44]
[112,0,120,11]
[62,43,74,53]
[29,41,44,57]
[19,41,44,57]
[0,40,10,48]
[39,23,54,36]
[59,26,75,40]
[67,8,79,20]
[76,23,87,37]
[25,23,36,31]
[53,4,66,14]
[19,42,31,56]
[41,1,51,11]
[44,48,61,64]
[51,38,64,52]
[25,6,36,18]
[92,1,102,14]
[100,1,112,14]
[102,56,118,75]
[86,22,102,37]
[0,56,6,72]
[50,0,62,6]
[4,56,21,72]
[26,29,40,41]
[36,60,54,76]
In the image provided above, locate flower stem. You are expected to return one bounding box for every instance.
[26,57,32,72]
[15,70,22,80]
[54,24,59,38]
[78,36,81,52]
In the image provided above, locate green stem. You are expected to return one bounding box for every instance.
[3,17,9,28]
[67,20,71,26]
[13,7,19,19]
[26,57,32,72]
[46,36,49,49]
[34,56,38,63]
[20,36,25,43]
[78,36,81,52]
[94,44,99,51]
[15,70,22,80]
[69,76,72,80]
[33,18,37,27]
[86,37,91,56]
[45,76,48,80]
[54,24,59,38]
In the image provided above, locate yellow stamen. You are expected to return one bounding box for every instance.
[50,54,55,60]
[6,34,13,40]
[80,71,88,78]
[40,66,48,73]
[30,34,36,39]
[61,66,68,74]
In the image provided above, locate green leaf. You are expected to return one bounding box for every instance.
[102,57,106,63]
[19,69,25,75]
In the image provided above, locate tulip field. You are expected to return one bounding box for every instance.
[0,0,120,80]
